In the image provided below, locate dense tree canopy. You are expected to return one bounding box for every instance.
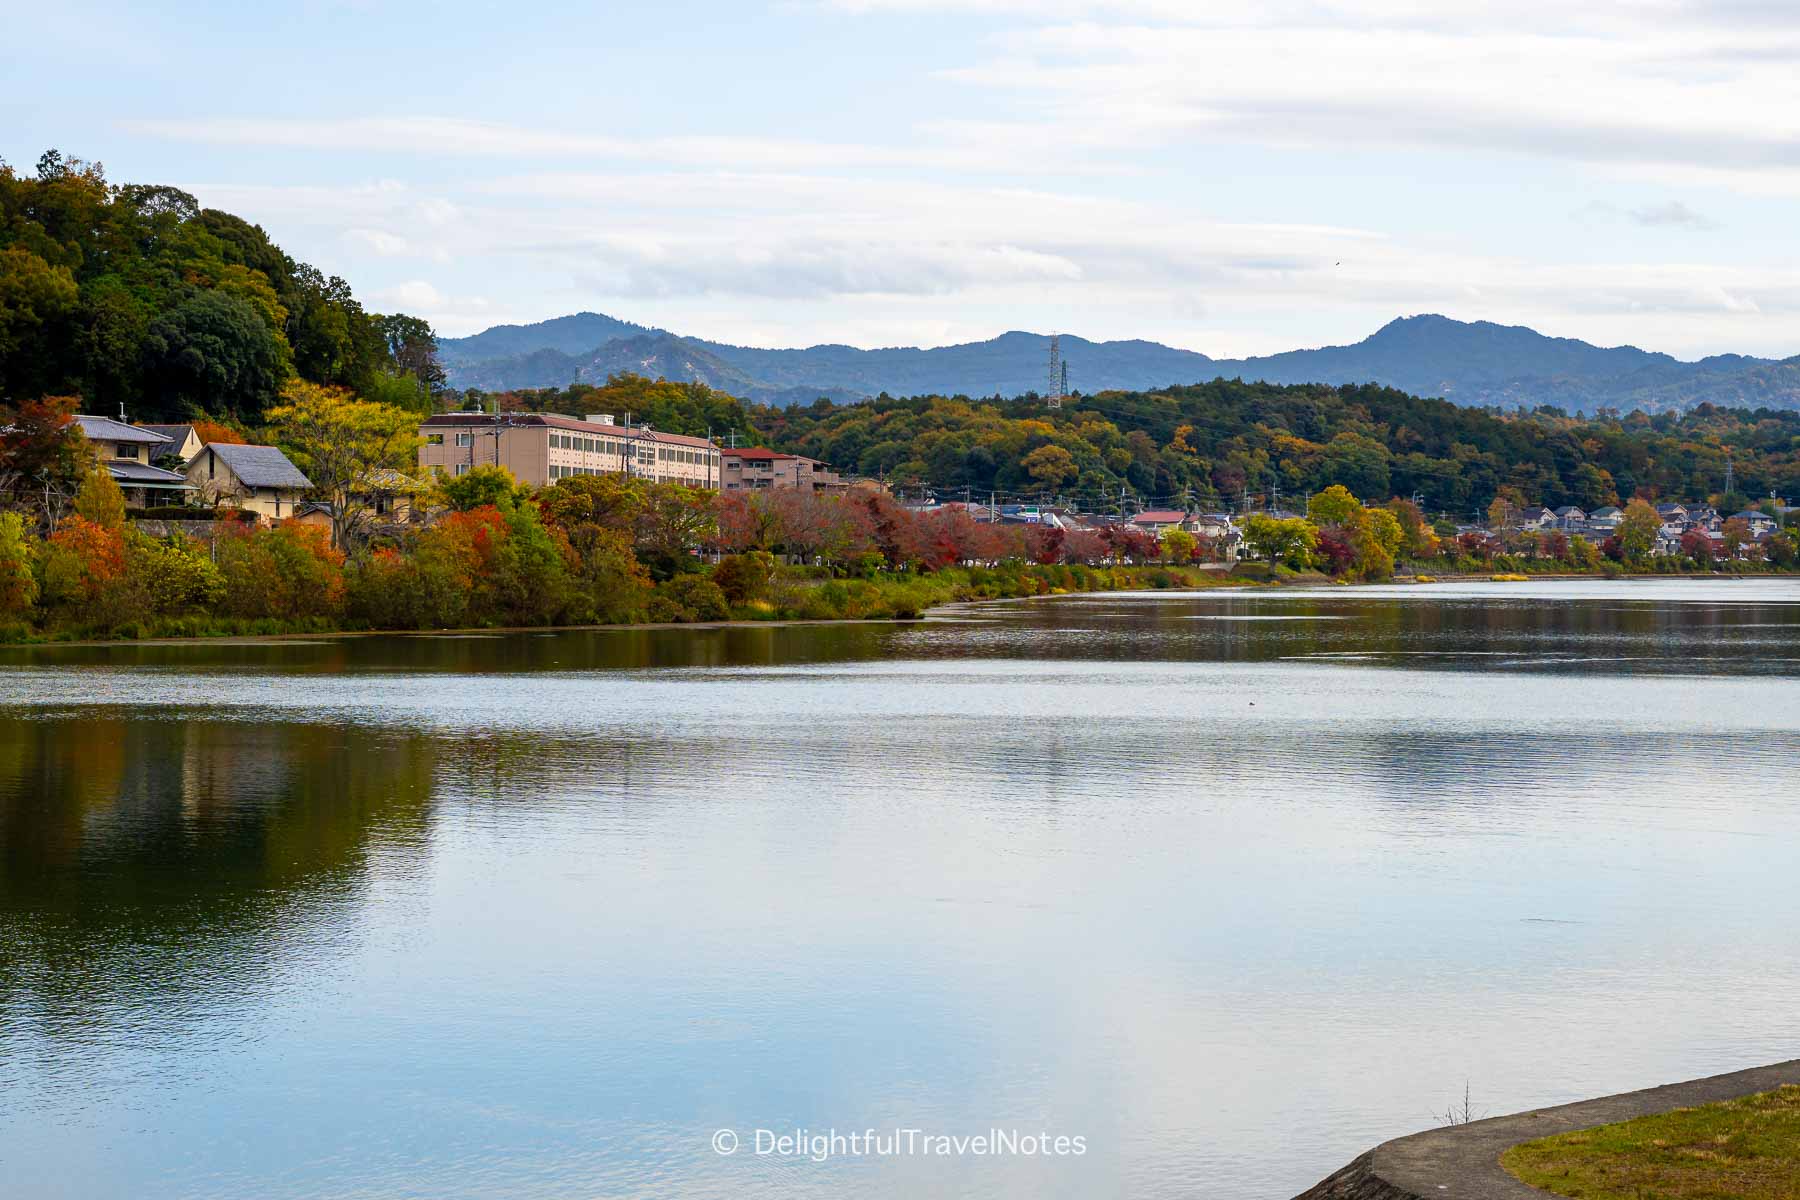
[484,373,757,444]
[0,151,439,421]
[750,383,1800,517]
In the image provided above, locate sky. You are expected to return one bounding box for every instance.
[7,0,1800,359]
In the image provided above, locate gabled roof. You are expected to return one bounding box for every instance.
[139,423,196,444]
[1554,506,1585,516]
[76,414,169,445]
[106,460,190,485]
[359,467,419,491]
[1131,510,1189,524]
[205,443,313,490]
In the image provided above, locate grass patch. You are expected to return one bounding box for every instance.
[1501,1085,1800,1200]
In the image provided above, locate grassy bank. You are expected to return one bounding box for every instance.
[1,562,1249,644]
[1502,1085,1800,1200]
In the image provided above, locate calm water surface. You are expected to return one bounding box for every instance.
[2,579,1798,1198]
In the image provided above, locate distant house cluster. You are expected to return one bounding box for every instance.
[1475,500,1790,558]
[907,501,1246,560]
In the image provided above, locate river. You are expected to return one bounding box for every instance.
[2,579,1797,1198]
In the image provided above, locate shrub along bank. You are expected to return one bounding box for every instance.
[0,467,1236,643]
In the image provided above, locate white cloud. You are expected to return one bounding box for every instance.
[118,115,1062,174]
[344,228,411,256]
[136,2,1800,356]
[375,280,447,309]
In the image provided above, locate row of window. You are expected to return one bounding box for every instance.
[548,432,716,466]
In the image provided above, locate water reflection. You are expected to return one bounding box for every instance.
[1,580,1798,1200]
[0,718,434,1043]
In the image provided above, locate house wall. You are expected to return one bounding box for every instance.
[186,449,305,519]
[720,454,844,492]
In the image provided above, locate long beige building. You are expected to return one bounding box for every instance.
[419,412,721,489]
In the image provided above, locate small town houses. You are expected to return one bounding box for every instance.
[1480,497,1791,560]
[904,501,1246,561]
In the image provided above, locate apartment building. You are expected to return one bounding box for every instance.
[719,447,845,492]
[418,412,721,489]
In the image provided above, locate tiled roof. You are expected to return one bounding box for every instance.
[721,447,795,461]
[206,443,313,490]
[106,460,190,485]
[1131,510,1189,523]
[139,423,196,444]
[76,415,169,444]
[420,412,716,450]
[359,467,419,490]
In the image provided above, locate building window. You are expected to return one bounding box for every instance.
[425,433,444,445]
[454,463,471,476]
[455,433,474,447]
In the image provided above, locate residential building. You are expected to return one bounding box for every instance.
[1129,509,1193,533]
[1729,509,1778,535]
[1589,506,1624,526]
[186,442,313,519]
[138,423,206,465]
[1553,506,1586,527]
[418,412,720,489]
[1516,505,1557,530]
[719,446,844,492]
[74,414,192,506]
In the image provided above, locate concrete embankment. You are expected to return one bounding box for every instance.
[1292,1059,1800,1199]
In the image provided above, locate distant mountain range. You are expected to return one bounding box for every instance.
[438,313,1800,413]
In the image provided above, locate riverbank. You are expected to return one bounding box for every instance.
[0,561,1257,648]
[1293,1060,1800,1200]
[1504,1084,1800,1199]
[8,559,1795,648]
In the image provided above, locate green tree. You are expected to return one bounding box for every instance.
[1242,514,1317,570]
[264,381,421,548]
[0,512,37,620]
[140,290,290,420]
[1021,444,1078,492]
[73,466,126,530]
[1306,484,1362,528]
[1766,529,1797,568]
[712,551,775,606]
[376,313,446,395]
[436,464,528,513]
[1617,498,1661,561]
[1159,527,1197,564]
[0,247,80,399]
[636,483,718,579]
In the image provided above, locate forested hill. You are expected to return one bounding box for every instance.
[749,381,1800,518]
[441,326,1218,407]
[441,311,1800,415]
[0,151,442,423]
